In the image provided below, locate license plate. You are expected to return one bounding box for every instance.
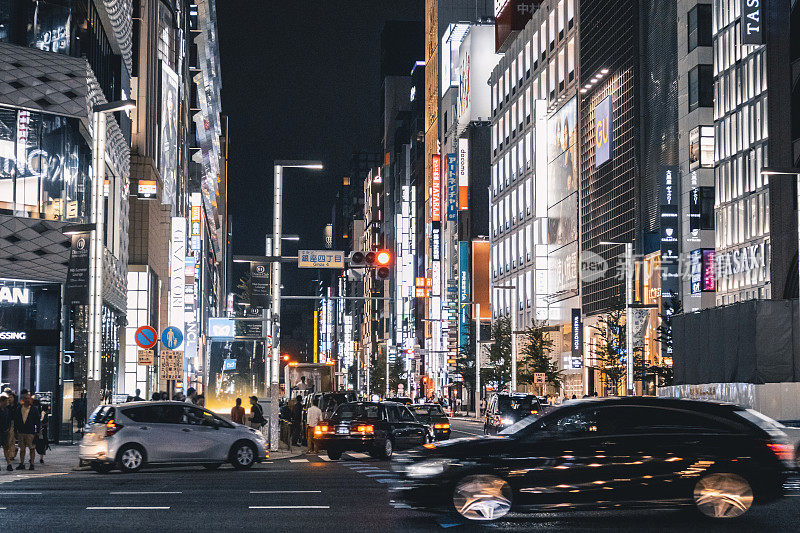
[336,427,349,435]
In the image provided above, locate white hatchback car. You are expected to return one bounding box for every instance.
[79,401,268,473]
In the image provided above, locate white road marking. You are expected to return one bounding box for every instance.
[1,492,43,495]
[87,506,170,510]
[450,429,482,436]
[365,472,392,477]
[0,507,6,510]
[250,490,322,494]
[375,478,398,483]
[315,456,331,461]
[289,459,309,463]
[249,505,330,509]
[110,491,182,495]
[346,452,370,459]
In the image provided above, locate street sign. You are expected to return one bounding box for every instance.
[161,326,183,350]
[135,326,158,349]
[534,372,546,384]
[137,349,154,366]
[223,358,237,371]
[298,250,344,269]
[159,349,184,380]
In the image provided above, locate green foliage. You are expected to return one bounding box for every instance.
[518,321,562,388]
[389,354,406,394]
[591,309,627,393]
[486,317,512,391]
[369,348,386,394]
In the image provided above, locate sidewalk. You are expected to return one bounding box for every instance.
[0,443,81,475]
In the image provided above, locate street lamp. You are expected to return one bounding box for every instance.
[270,160,322,450]
[599,240,634,395]
[88,99,135,409]
[493,285,517,392]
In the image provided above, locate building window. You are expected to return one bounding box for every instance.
[688,4,712,52]
[689,126,715,170]
[688,64,713,112]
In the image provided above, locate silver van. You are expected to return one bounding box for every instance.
[79,401,268,473]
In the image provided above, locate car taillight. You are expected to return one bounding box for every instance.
[766,442,794,465]
[433,423,450,429]
[314,425,330,436]
[355,425,374,434]
[105,419,123,437]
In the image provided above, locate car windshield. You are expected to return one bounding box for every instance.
[410,405,445,417]
[498,395,539,413]
[333,403,379,420]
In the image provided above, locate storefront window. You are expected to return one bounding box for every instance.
[0,107,91,221]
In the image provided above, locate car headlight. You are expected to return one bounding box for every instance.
[405,458,454,479]
[500,417,514,425]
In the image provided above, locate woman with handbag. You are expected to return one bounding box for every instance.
[33,399,49,464]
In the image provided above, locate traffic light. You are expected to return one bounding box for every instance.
[348,249,392,279]
[375,249,391,279]
[282,354,290,362]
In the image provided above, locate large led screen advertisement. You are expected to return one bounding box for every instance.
[547,195,578,249]
[547,97,578,208]
[160,62,179,207]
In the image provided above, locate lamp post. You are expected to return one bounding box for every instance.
[494,285,517,392]
[87,99,135,410]
[599,241,634,395]
[270,160,322,450]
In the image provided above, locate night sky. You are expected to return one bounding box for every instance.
[217,1,423,342]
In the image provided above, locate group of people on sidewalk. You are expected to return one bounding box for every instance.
[0,388,49,472]
[276,395,323,453]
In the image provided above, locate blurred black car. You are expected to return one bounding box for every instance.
[484,393,543,434]
[392,397,793,522]
[410,404,451,441]
[315,401,430,460]
[385,396,413,405]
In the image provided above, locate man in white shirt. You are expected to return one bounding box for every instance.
[305,397,323,453]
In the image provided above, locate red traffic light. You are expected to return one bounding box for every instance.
[376,250,391,265]
[282,354,290,361]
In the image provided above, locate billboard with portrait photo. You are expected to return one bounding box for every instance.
[547,195,578,249]
[160,62,179,207]
[547,97,578,208]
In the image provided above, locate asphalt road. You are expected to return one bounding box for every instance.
[0,418,796,532]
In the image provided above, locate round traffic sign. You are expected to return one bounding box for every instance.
[162,326,184,350]
[135,326,158,350]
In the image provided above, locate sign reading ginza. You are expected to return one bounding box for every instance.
[298,250,345,269]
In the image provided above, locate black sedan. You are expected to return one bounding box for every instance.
[314,401,430,460]
[484,392,544,434]
[391,397,793,521]
[409,404,451,441]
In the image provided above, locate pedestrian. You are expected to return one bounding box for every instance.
[13,392,40,470]
[231,397,246,424]
[562,395,569,403]
[160,391,168,400]
[292,395,303,446]
[196,395,205,408]
[306,397,323,453]
[33,399,49,464]
[151,392,160,401]
[249,396,266,429]
[186,387,198,404]
[571,394,577,400]
[132,389,144,402]
[0,394,15,471]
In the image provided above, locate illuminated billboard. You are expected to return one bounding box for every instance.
[432,154,441,221]
[160,62,179,208]
[594,95,613,167]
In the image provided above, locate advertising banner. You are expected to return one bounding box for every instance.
[594,95,613,167]
[547,195,578,249]
[431,223,441,262]
[547,97,578,208]
[249,262,269,308]
[65,233,90,305]
[458,139,469,210]
[571,308,582,367]
[159,62,179,208]
[660,169,680,301]
[472,241,491,320]
[458,241,470,349]
[432,154,441,221]
[741,0,763,45]
[446,153,457,221]
[170,218,185,333]
[137,180,157,199]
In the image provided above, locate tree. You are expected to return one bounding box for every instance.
[485,317,512,392]
[652,296,682,387]
[454,322,490,408]
[591,309,627,394]
[369,347,386,395]
[389,354,406,395]
[518,321,562,390]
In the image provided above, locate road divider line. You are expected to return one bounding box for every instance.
[110,491,182,494]
[249,505,330,509]
[1,492,43,495]
[87,506,170,510]
[250,490,322,494]
[289,459,309,463]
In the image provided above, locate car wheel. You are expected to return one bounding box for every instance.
[380,438,394,460]
[90,462,113,474]
[117,444,145,474]
[203,463,223,470]
[230,441,256,470]
[693,472,753,519]
[327,448,343,461]
[453,474,512,521]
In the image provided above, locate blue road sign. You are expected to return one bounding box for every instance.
[162,326,184,350]
[135,326,158,349]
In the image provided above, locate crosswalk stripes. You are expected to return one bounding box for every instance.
[289,458,309,463]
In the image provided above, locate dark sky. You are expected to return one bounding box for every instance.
[217,1,424,312]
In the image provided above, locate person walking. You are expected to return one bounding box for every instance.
[291,395,303,446]
[249,396,266,429]
[0,394,14,471]
[13,392,40,470]
[132,389,144,402]
[305,397,323,453]
[34,399,49,464]
[231,397,246,424]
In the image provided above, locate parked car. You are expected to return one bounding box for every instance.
[315,401,430,460]
[392,397,793,521]
[79,401,268,473]
[409,404,451,441]
[484,393,543,434]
